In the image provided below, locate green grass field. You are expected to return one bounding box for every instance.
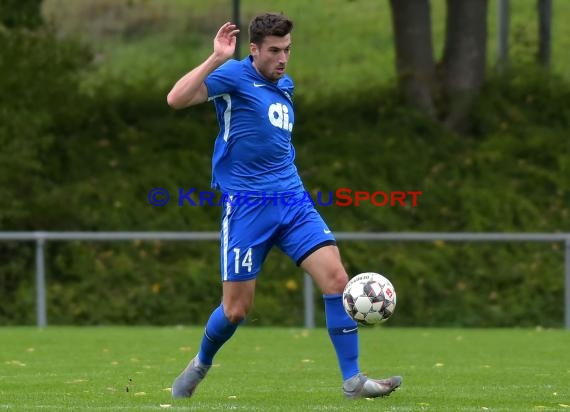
[1,327,569,411]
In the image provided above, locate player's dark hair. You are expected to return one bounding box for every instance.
[249,13,293,45]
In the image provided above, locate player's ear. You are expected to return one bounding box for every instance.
[250,42,258,57]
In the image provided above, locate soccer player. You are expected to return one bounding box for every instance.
[167,12,402,399]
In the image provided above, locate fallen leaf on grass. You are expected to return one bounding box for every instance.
[64,379,88,384]
[5,360,26,367]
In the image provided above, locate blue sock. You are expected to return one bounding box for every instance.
[324,294,360,381]
[197,304,240,365]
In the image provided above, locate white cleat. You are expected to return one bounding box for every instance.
[171,356,211,399]
[343,373,403,398]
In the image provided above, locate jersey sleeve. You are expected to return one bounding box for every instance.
[204,59,242,98]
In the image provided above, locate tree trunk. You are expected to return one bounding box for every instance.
[440,0,489,133]
[537,0,552,67]
[389,0,436,117]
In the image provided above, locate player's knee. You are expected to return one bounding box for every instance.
[329,268,349,294]
[224,306,248,324]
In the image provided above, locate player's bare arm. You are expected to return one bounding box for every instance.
[167,22,240,109]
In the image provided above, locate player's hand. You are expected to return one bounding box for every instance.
[213,22,240,61]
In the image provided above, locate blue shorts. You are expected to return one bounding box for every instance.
[219,192,336,281]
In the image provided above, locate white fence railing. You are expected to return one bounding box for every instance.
[1,231,569,328]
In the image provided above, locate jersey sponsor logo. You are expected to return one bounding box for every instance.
[253,82,266,87]
[268,103,293,131]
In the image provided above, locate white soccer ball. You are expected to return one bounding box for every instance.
[342,272,397,325]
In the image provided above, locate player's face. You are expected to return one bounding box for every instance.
[250,34,291,82]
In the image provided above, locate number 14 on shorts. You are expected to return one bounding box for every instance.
[234,247,253,273]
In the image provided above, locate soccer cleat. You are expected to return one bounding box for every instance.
[343,373,403,399]
[171,356,211,398]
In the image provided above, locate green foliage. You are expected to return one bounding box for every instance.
[289,73,568,327]
[0,1,568,327]
[0,25,92,325]
[0,0,43,29]
[0,25,91,228]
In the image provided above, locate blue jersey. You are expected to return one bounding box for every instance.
[204,56,304,194]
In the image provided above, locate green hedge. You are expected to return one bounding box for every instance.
[0,26,568,327]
